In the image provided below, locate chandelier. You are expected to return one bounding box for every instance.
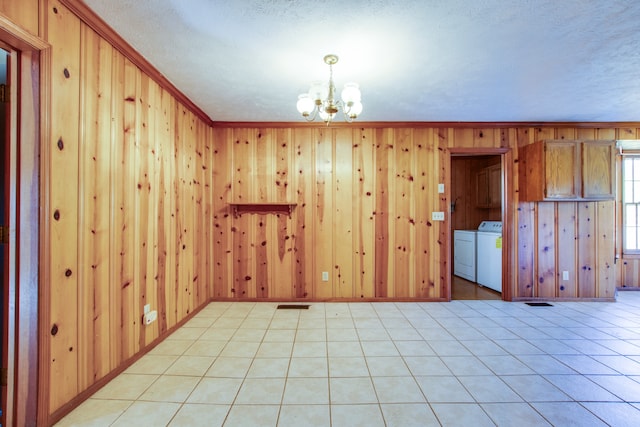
[296,54,363,124]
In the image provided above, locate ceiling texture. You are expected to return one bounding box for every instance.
[82,0,640,123]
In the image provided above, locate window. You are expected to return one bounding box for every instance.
[623,156,640,253]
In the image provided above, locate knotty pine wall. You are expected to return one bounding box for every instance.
[44,1,213,419]
[210,126,635,303]
[211,127,448,300]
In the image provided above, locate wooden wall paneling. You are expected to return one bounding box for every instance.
[374,128,395,297]
[536,202,557,297]
[79,25,113,388]
[577,128,596,140]
[621,260,640,287]
[183,110,197,307]
[394,128,413,297]
[0,0,40,36]
[314,128,334,298]
[109,43,125,370]
[47,1,81,411]
[255,129,272,298]
[156,86,176,330]
[436,133,449,298]
[515,127,534,148]
[556,203,577,297]
[272,128,293,299]
[414,128,432,297]
[597,200,616,298]
[577,202,596,297]
[212,128,232,297]
[232,128,254,298]
[135,73,153,347]
[453,128,474,148]
[516,203,535,297]
[118,58,138,359]
[353,128,375,298]
[334,127,354,298]
[473,128,495,148]
[533,127,555,141]
[596,128,616,140]
[193,118,206,305]
[293,128,313,298]
[556,128,576,140]
[203,125,214,300]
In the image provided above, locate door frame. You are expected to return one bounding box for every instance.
[447,147,513,301]
[0,14,50,427]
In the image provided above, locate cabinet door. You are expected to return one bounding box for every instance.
[488,164,502,207]
[476,168,489,208]
[581,141,615,199]
[544,141,579,199]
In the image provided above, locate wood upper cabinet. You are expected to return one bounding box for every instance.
[519,139,615,201]
[476,163,501,208]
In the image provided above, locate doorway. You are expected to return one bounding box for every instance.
[450,153,504,300]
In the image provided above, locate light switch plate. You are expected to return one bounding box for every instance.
[438,183,445,193]
[432,212,445,221]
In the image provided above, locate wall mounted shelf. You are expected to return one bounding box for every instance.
[229,202,297,218]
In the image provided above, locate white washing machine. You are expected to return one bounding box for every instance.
[453,229,477,282]
[476,221,502,292]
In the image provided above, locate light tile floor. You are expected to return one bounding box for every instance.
[56,292,640,426]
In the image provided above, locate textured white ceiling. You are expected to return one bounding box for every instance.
[83,0,640,123]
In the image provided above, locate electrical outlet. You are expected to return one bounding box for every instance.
[322,271,329,282]
[432,211,445,221]
[562,271,569,281]
[144,310,157,325]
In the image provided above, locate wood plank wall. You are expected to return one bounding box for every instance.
[211,126,635,302]
[42,1,214,418]
[212,128,448,300]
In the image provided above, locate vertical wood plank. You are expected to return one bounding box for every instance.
[79,25,113,387]
[374,128,395,297]
[156,86,175,330]
[556,203,577,297]
[273,129,293,299]
[596,201,616,298]
[118,58,138,359]
[413,128,432,297]
[231,128,253,298]
[334,128,354,298]
[110,50,127,366]
[314,128,334,298]
[212,128,233,297]
[353,128,375,298]
[255,129,271,297]
[394,128,413,297]
[577,202,596,297]
[47,1,81,411]
[516,203,535,297]
[556,128,576,140]
[536,203,556,297]
[293,128,313,298]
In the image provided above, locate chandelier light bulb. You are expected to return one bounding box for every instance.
[296,94,314,116]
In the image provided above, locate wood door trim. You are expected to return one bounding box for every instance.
[0,14,50,427]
